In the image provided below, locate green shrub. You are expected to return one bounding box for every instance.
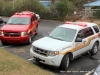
[93,7,100,19]
[2,3,14,16]
[55,0,74,21]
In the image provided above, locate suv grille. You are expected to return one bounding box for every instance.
[4,32,20,37]
[34,47,48,56]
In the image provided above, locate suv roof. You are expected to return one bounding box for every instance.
[59,22,98,30]
[12,11,35,18]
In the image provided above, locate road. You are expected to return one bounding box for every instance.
[0,17,100,75]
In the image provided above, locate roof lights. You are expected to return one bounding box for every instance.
[77,23,87,27]
[15,11,34,16]
[65,21,73,24]
[15,12,20,15]
[65,21,87,27]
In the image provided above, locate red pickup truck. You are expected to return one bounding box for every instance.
[0,11,38,45]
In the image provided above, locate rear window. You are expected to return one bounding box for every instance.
[84,27,94,38]
[93,25,100,33]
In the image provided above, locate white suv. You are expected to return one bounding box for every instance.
[30,22,100,70]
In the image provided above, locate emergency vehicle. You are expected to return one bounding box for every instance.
[0,11,38,44]
[30,22,100,70]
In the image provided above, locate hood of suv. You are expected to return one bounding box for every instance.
[1,24,29,32]
[33,36,72,51]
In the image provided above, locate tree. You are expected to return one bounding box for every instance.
[51,0,55,4]
[56,0,74,20]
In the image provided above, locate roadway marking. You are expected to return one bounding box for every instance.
[28,58,33,61]
[84,69,95,75]
[0,45,12,48]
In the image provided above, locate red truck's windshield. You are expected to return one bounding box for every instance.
[7,17,30,25]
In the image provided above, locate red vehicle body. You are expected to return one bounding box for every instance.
[0,11,38,45]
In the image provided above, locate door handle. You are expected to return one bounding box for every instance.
[83,41,86,44]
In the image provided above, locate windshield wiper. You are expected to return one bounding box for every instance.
[49,35,54,38]
[7,23,15,24]
[55,38,64,41]
[49,36,63,41]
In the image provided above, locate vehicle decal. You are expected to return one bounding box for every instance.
[61,35,98,55]
[27,26,35,33]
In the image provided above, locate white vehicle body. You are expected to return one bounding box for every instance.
[30,22,100,70]
[35,14,40,21]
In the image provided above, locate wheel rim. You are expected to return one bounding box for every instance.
[66,57,69,67]
[93,44,98,54]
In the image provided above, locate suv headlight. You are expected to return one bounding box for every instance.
[47,51,59,56]
[21,32,27,36]
[0,31,4,35]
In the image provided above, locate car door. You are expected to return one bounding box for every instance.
[73,27,94,57]
[30,16,37,35]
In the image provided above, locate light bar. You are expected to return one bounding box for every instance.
[65,21,73,24]
[77,23,87,27]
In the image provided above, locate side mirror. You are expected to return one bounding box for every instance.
[48,31,50,35]
[3,21,7,24]
[32,22,34,24]
[75,38,82,42]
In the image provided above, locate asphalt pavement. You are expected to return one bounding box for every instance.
[0,17,100,75]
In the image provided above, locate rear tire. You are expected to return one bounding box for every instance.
[90,42,98,55]
[60,54,70,70]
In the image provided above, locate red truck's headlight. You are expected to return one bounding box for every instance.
[21,32,27,36]
[0,31,4,36]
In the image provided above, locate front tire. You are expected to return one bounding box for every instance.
[35,26,38,35]
[60,54,70,70]
[1,41,8,45]
[90,42,98,55]
[27,34,32,44]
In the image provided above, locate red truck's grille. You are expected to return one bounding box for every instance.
[4,32,21,37]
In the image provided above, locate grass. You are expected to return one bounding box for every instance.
[0,48,55,75]
[93,19,100,26]
[75,19,100,26]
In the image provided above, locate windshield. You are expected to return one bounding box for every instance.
[49,27,77,42]
[7,17,30,25]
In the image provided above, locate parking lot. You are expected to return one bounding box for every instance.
[0,17,100,75]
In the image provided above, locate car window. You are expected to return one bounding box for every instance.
[34,14,37,20]
[31,15,37,22]
[93,25,100,33]
[7,17,30,25]
[84,27,94,37]
[76,29,85,39]
[49,27,77,42]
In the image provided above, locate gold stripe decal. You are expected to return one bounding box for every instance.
[27,26,35,33]
[61,35,98,55]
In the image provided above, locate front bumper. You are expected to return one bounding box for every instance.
[30,48,63,67]
[0,35,29,43]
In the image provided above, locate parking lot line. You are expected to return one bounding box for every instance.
[84,69,94,75]
[0,45,12,48]
[28,58,33,61]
